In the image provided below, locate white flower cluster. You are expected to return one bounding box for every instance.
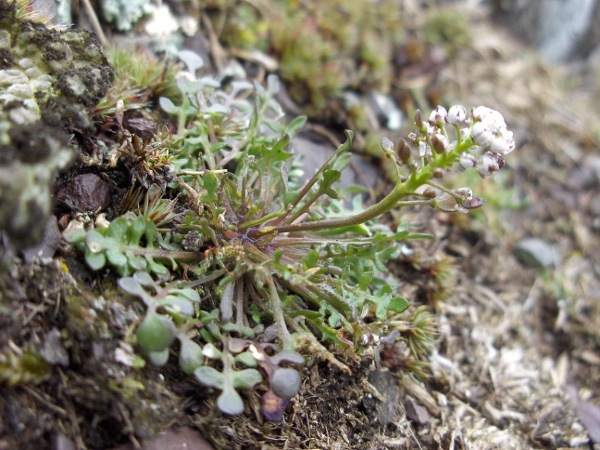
[426,105,515,178]
[390,105,515,179]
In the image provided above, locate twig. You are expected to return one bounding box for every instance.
[80,0,108,48]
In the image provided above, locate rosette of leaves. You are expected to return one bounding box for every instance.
[152,53,423,373]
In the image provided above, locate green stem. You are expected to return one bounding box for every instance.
[266,275,292,348]
[253,142,465,237]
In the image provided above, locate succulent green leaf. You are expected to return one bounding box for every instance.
[136,311,176,353]
[106,248,127,269]
[231,368,262,389]
[270,368,302,399]
[126,215,147,245]
[218,383,245,415]
[133,271,158,290]
[105,216,128,241]
[194,366,224,389]
[234,352,258,367]
[147,348,170,366]
[170,288,200,303]
[118,276,153,305]
[85,250,106,271]
[270,350,305,366]
[160,296,194,316]
[179,338,204,375]
[178,49,204,74]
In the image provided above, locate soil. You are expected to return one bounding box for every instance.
[1,1,600,449]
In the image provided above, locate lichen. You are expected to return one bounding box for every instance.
[0,0,113,249]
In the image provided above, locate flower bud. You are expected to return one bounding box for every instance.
[477,151,501,177]
[459,152,477,170]
[380,137,394,152]
[454,187,473,199]
[423,188,437,199]
[447,105,467,126]
[431,134,449,154]
[429,105,447,125]
[415,109,424,130]
[395,138,411,163]
[433,168,445,178]
[461,197,486,209]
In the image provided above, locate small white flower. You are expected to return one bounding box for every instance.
[490,136,510,155]
[459,152,476,170]
[447,105,467,126]
[472,122,493,146]
[477,151,501,177]
[419,141,431,157]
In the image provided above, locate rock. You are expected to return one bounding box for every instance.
[514,237,557,268]
[362,370,400,425]
[0,0,113,249]
[404,396,430,426]
[56,173,114,212]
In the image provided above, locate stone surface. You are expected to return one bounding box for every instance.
[514,237,557,268]
[362,370,400,425]
[0,0,113,249]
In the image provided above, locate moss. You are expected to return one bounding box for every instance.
[203,0,404,117]
[0,0,113,249]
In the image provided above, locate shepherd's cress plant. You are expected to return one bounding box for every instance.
[63,50,516,418]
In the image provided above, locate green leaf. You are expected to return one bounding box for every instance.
[160,296,194,316]
[202,172,217,203]
[194,366,224,389]
[136,311,176,353]
[106,248,127,269]
[235,352,258,367]
[159,97,178,114]
[147,348,170,366]
[126,215,147,245]
[105,216,128,241]
[389,296,409,313]
[231,368,262,389]
[85,251,106,271]
[285,115,307,139]
[179,338,204,375]
[358,271,373,291]
[303,249,319,269]
[218,383,244,415]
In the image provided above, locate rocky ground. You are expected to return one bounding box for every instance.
[1,1,600,449]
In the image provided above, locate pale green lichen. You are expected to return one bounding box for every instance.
[0,0,113,249]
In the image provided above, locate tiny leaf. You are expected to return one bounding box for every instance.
[194,366,224,389]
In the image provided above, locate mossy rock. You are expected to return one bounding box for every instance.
[0,0,113,249]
